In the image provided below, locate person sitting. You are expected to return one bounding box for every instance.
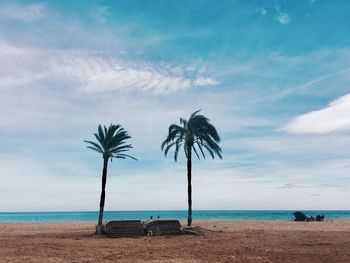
[316,215,324,221]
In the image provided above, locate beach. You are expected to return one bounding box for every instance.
[1,220,350,262]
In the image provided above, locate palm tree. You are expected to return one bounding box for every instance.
[161,110,222,226]
[84,124,136,234]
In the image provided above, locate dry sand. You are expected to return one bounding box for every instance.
[1,220,350,262]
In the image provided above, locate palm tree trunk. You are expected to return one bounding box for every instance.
[97,157,108,233]
[187,147,192,226]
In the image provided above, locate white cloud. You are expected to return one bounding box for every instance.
[284,93,350,134]
[0,2,45,21]
[275,12,290,25]
[274,6,290,25]
[0,40,218,94]
[192,77,218,86]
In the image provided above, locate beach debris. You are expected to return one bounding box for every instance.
[105,220,144,237]
[142,219,182,236]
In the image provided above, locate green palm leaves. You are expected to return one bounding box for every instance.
[161,110,223,161]
[84,124,137,161]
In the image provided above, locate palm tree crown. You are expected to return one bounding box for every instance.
[85,124,136,161]
[161,110,222,161]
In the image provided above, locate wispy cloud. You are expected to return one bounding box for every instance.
[0,2,45,21]
[294,67,350,92]
[52,52,218,94]
[277,183,340,189]
[0,40,218,94]
[284,93,350,134]
[275,6,290,25]
[275,12,290,25]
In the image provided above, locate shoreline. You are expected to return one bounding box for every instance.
[1,218,350,224]
[2,210,349,224]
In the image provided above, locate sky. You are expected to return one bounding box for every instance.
[1,0,350,212]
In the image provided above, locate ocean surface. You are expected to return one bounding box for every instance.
[1,210,350,223]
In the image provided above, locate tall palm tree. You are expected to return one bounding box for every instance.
[161,110,222,226]
[84,124,136,234]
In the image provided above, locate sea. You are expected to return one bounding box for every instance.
[0,210,350,223]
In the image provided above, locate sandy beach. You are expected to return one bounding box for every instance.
[1,220,350,262]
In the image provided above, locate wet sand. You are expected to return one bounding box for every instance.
[1,220,350,262]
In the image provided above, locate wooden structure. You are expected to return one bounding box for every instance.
[105,220,144,237]
[143,219,182,236]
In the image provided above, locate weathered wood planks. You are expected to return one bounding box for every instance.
[105,220,144,237]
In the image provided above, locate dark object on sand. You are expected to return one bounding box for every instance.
[293,211,325,222]
[143,219,182,236]
[105,220,143,237]
[316,215,325,221]
[293,211,308,221]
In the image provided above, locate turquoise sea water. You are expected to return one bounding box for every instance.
[0,210,350,223]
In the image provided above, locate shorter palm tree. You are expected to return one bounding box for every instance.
[161,110,222,226]
[84,124,136,234]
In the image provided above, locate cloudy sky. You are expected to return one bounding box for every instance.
[1,0,350,212]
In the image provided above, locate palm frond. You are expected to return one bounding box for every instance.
[162,110,222,161]
[161,124,186,150]
[110,144,133,154]
[86,145,103,154]
[190,109,201,119]
[192,145,201,160]
[200,135,222,159]
[93,133,105,149]
[85,124,136,161]
[97,125,105,144]
[174,141,181,161]
[204,145,215,158]
[84,140,104,153]
[113,153,137,161]
[180,118,187,126]
[164,141,176,156]
[196,141,206,159]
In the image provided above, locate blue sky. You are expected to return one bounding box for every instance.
[1,0,350,211]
